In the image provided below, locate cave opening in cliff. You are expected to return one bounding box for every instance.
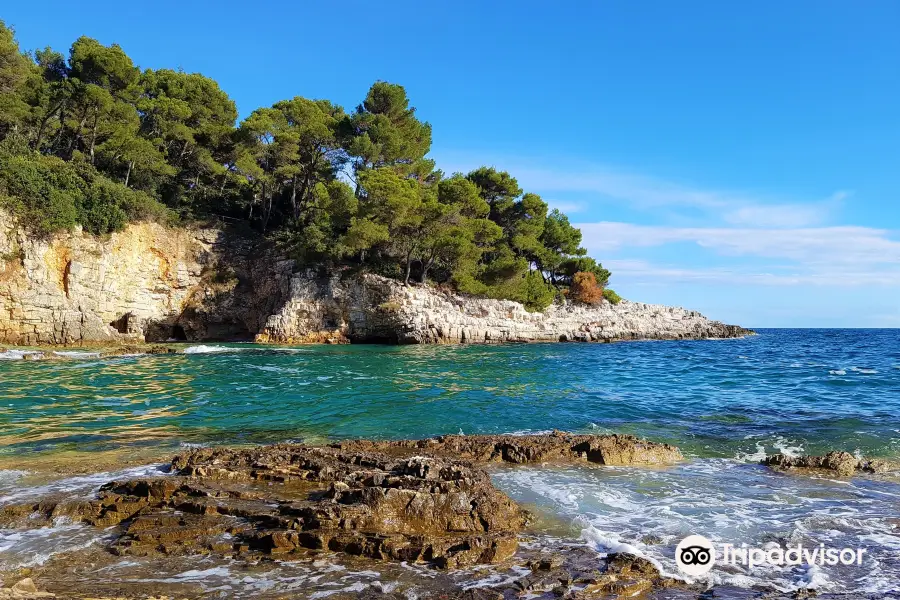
[170,325,188,341]
[110,314,130,334]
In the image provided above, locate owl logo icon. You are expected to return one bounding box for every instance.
[675,535,716,576]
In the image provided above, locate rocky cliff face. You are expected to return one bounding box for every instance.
[0,209,289,345]
[0,211,750,346]
[256,271,751,344]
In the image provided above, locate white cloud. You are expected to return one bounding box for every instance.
[545,200,585,213]
[433,153,846,228]
[580,224,900,286]
[435,152,900,293]
[604,258,900,287]
[578,222,900,264]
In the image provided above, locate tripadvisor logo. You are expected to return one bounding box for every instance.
[675,534,868,577]
[676,535,715,576]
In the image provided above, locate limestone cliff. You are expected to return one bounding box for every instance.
[0,209,285,345]
[256,271,751,344]
[0,211,750,346]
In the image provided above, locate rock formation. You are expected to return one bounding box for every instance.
[3,445,527,569]
[0,434,680,570]
[332,431,684,466]
[1,210,750,346]
[762,451,899,476]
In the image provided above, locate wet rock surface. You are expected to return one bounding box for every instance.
[4,446,526,570]
[333,431,684,466]
[0,536,683,599]
[0,578,54,599]
[762,451,900,476]
[0,435,694,598]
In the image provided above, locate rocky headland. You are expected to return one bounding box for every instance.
[0,210,750,347]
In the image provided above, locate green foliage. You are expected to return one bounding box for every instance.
[0,152,80,235]
[345,81,433,178]
[377,301,402,313]
[0,24,614,309]
[0,137,171,235]
[521,270,556,312]
[603,288,622,304]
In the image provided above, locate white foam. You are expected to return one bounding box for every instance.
[52,351,101,359]
[248,364,301,374]
[0,463,167,506]
[772,436,804,458]
[829,369,847,375]
[735,442,767,462]
[179,442,209,449]
[0,349,43,360]
[849,367,878,374]
[173,566,233,580]
[505,429,555,436]
[491,460,900,594]
[0,521,111,567]
[183,345,238,354]
[580,523,677,580]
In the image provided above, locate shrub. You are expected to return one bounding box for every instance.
[0,140,174,236]
[569,271,603,305]
[521,270,555,312]
[79,177,130,234]
[603,288,622,304]
[377,301,402,312]
[0,152,83,236]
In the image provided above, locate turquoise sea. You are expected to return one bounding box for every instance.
[1,329,899,596]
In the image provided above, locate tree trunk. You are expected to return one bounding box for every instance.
[88,111,99,164]
[66,109,89,158]
[33,101,63,151]
[420,255,436,283]
[404,258,412,285]
[291,175,298,220]
[124,160,133,187]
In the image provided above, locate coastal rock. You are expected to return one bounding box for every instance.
[0,209,749,346]
[257,271,752,345]
[8,445,526,569]
[762,451,900,476]
[0,578,54,599]
[332,431,684,466]
[1,434,685,572]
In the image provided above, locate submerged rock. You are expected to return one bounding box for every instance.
[333,431,684,466]
[762,451,900,476]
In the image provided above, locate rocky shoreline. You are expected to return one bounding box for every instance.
[0,432,688,599]
[1,211,751,347]
[2,433,898,598]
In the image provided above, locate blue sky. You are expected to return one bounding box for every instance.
[4,1,899,327]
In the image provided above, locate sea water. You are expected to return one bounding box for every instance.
[1,329,898,595]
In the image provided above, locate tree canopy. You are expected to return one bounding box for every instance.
[0,21,616,310]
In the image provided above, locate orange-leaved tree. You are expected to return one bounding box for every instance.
[569,271,603,305]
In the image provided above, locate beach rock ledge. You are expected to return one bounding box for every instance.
[1,433,682,570]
